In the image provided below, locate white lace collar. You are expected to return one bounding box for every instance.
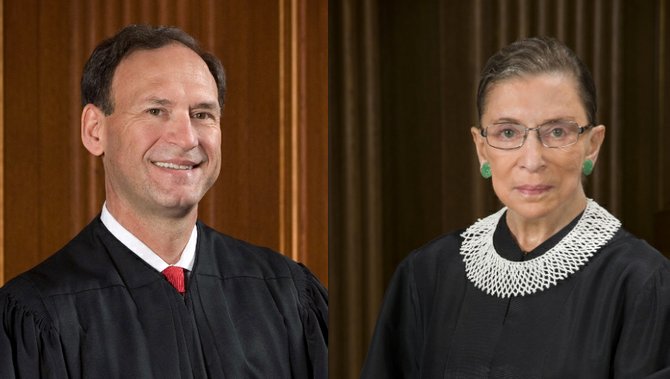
[459,199,621,298]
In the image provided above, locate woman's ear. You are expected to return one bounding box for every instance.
[471,126,489,165]
[585,124,606,163]
[81,104,105,156]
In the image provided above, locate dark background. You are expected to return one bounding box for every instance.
[330,1,670,377]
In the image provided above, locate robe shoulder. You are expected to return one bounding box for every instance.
[194,223,329,377]
[196,221,321,282]
[599,228,670,281]
[0,218,119,317]
[195,222,329,331]
[196,221,329,331]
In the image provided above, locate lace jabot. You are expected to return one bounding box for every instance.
[460,199,621,298]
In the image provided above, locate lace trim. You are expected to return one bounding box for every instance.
[460,199,621,298]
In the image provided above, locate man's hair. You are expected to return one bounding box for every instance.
[477,36,596,125]
[81,24,226,115]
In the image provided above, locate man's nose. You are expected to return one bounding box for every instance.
[166,113,198,149]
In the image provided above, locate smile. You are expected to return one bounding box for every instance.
[153,161,195,170]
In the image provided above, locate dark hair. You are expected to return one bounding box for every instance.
[477,36,596,125]
[81,24,226,115]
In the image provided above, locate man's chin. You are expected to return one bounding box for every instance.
[150,195,202,219]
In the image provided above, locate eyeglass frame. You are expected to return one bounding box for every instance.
[478,120,594,150]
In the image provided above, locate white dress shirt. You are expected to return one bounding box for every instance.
[100,203,196,272]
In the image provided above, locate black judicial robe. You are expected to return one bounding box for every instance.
[0,218,328,378]
[361,215,670,378]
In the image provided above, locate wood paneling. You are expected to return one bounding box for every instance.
[1,0,327,285]
[291,0,328,276]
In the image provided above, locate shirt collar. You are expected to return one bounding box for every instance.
[100,202,197,272]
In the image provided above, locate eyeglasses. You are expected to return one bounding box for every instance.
[480,120,593,150]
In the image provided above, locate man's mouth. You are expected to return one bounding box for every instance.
[152,161,196,170]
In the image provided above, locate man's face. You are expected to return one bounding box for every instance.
[98,43,221,219]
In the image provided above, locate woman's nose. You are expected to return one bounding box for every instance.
[517,130,546,172]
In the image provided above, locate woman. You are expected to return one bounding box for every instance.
[361,37,670,378]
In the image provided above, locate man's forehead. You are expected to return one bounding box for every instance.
[112,44,214,84]
[110,46,218,105]
[121,42,200,63]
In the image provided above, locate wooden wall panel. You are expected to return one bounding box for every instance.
[5,0,47,279]
[293,0,328,279]
[2,0,327,285]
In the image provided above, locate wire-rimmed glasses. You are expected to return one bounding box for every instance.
[479,120,593,150]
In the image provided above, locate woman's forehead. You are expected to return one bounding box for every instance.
[482,73,586,122]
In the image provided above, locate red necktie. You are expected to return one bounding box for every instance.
[162,266,185,294]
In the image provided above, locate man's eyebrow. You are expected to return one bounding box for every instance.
[191,102,221,116]
[142,98,219,112]
[145,97,173,106]
[191,102,220,111]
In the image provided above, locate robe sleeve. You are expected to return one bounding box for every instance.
[0,285,68,379]
[360,255,421,379]
[613,264,670,378]
[296,263,328,379]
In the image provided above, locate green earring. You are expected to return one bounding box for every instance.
[582,159,594,176]
[480,162,492,179]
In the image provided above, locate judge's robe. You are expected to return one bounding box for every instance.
[361,214,670,378]
[0,218,328,378]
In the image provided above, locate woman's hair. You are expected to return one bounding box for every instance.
[81,24,226,115]
[477,36,596,125]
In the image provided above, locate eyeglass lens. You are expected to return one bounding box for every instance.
[485,121,582,149]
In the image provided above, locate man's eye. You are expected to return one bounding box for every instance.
[193,112,213,120]
[147,108,162,116]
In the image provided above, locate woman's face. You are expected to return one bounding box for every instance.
[471,72,605,223]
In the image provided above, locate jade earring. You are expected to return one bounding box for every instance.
[582,159,594,176]
[480,162,492,179]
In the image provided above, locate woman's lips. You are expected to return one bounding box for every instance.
[515,185,552,196]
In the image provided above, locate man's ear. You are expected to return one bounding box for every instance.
[81,104,105,156]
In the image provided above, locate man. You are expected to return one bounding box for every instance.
[0,25,327,378]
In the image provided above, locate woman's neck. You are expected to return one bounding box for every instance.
[506,196,587,252]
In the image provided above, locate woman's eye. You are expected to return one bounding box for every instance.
[551,128,565,137]
[494,127,519,139]
[502,129,517,138]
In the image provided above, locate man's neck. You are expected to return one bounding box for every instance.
[105,202,197,265]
